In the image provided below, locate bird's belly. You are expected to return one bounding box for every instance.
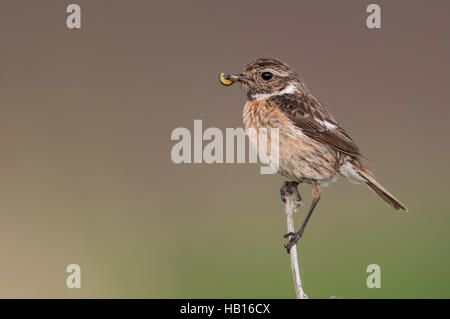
[245,126,339,182]
[277,133,339,182]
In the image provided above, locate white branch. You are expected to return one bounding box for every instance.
[285,194,308,299]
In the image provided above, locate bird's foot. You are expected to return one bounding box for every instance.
[283,230,304,253]
[280,181,302,205]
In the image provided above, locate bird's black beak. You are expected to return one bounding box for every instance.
[225,73,248,83]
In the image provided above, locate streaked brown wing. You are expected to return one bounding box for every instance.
[271,94,362,157]
[294,116,361,156]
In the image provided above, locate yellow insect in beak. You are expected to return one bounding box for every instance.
[219,73,234,86]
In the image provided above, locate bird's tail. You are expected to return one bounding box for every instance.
[349,159,407,212]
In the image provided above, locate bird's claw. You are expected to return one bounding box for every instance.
[283,232,295,238]
[283,231,303,253]
[280,181,302,204]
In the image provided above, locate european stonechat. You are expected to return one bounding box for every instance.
[221,57,407,252]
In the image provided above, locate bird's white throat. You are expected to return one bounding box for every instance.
[251,84,298,101]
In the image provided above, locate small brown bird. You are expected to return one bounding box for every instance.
[221,57,407,252]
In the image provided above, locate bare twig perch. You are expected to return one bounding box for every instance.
[284,192,308,299]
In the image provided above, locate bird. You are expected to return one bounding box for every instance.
[220,56,407,253]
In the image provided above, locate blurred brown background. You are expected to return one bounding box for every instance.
[0,0,449,298]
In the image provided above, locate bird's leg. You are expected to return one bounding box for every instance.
[280,181,302,204]
[284,183,322,253]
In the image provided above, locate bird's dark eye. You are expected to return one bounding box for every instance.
[261,72,273,81]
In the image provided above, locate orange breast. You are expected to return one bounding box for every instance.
[243,99,292,131]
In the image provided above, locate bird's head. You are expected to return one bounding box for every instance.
[220,56,306,100]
